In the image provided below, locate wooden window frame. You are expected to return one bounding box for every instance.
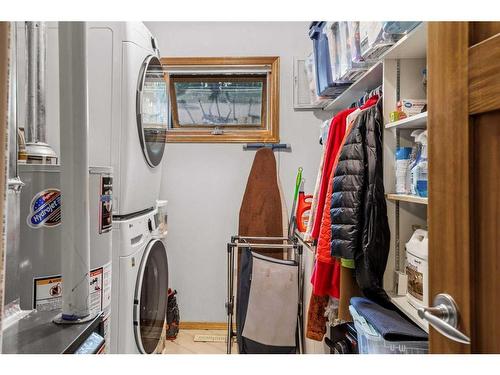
[161,57,280,143]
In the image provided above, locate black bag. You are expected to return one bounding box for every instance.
[166,289,180,340]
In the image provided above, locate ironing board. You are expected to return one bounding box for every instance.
[238,148,287,259]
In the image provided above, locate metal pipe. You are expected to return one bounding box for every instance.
[24,21,56,164]
[231,242,297,249]
[25,21,37,143]
[25,21,47,143]
[35,21,46,143]
[56,22,91,322]
[234,235,292,241]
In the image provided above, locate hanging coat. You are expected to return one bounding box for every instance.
[310,112,353,240]
[313,96,379,298]
[310,109,352,297]
[330,100,390,302]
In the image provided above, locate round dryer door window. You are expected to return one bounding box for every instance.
[136,55,168,168]
[134,239,169,354]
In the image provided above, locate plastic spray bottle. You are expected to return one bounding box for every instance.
[408,130,424,195]
[414,131,428,197]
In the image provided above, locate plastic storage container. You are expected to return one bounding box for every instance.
[349,305,428,354]
[327,22,370,82]
[154,199,168,236]
[359,22,396,61]
[309,22,351,97]
[406,229,429,309]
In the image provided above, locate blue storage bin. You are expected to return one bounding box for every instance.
[309,22,351,98]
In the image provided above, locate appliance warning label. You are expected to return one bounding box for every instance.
[33,276,63,311]
[102,262,112,315]
[99,176,113,234]
[89,267,103,316]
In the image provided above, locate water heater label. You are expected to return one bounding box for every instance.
[27,188,62,228]
[99,177,113,234]
[33,276,63,311]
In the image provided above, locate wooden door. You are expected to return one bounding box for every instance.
[428,21,500,353]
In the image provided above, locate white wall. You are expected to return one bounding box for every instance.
[145,22,325,323]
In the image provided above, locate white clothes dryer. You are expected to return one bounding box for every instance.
[87,22,168,217]
[110,209,169,354]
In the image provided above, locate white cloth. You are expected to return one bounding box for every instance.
[242,254,298,347]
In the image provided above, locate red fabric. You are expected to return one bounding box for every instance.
[310,109,355,240]
[311,96,380,298]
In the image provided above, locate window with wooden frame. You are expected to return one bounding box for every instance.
[161,57,280,143]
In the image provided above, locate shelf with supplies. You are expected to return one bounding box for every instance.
[386,193,428,205]
[322,61,383,113]
[385,111,427,130]
[389,293,429,333]
[321,23,427,114]
[381,22,427,60]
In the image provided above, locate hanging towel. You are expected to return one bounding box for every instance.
[350,297,428,341]
[305,293,329,341]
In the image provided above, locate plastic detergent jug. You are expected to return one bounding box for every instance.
[296,180,313,233]
[414,131,428,197]
[405,229,429,309]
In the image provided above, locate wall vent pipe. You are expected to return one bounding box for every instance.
[53,21,92,325]
[24,21,57,164]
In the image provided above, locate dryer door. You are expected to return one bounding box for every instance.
[133,238,169,354]
[136,55,168,168]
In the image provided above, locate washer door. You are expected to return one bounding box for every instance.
[136,55,168,168]
[133,239,169,354]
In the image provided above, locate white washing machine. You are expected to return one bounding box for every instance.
[111,209,169,354]
[87,22,168,217]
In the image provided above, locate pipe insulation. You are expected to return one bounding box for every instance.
[58,22,91,320]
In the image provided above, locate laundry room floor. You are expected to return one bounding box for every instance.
[162,330,238,354]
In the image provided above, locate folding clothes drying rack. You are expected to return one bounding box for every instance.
[225,236,304,354]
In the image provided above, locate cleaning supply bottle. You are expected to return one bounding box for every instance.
[296,180,313,233]
[395,147,412,194]
[408,130,424,196]
[414,130,428,197]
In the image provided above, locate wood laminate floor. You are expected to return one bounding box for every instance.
[162,330,238,354]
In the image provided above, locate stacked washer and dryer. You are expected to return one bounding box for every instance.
[87,22,170,354]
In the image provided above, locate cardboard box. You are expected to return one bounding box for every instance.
[398,99,427,117]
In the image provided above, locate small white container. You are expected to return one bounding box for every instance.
[154,199,168,237]
[405,229,429,309]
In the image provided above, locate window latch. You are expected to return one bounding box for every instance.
[211,127,224,135]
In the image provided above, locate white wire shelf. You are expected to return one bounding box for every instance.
[389,293,429,333]
[385,111,427,130]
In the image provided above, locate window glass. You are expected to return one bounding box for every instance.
[172,76,265,127]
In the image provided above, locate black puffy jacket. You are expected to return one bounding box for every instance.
[330,100,390,300]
